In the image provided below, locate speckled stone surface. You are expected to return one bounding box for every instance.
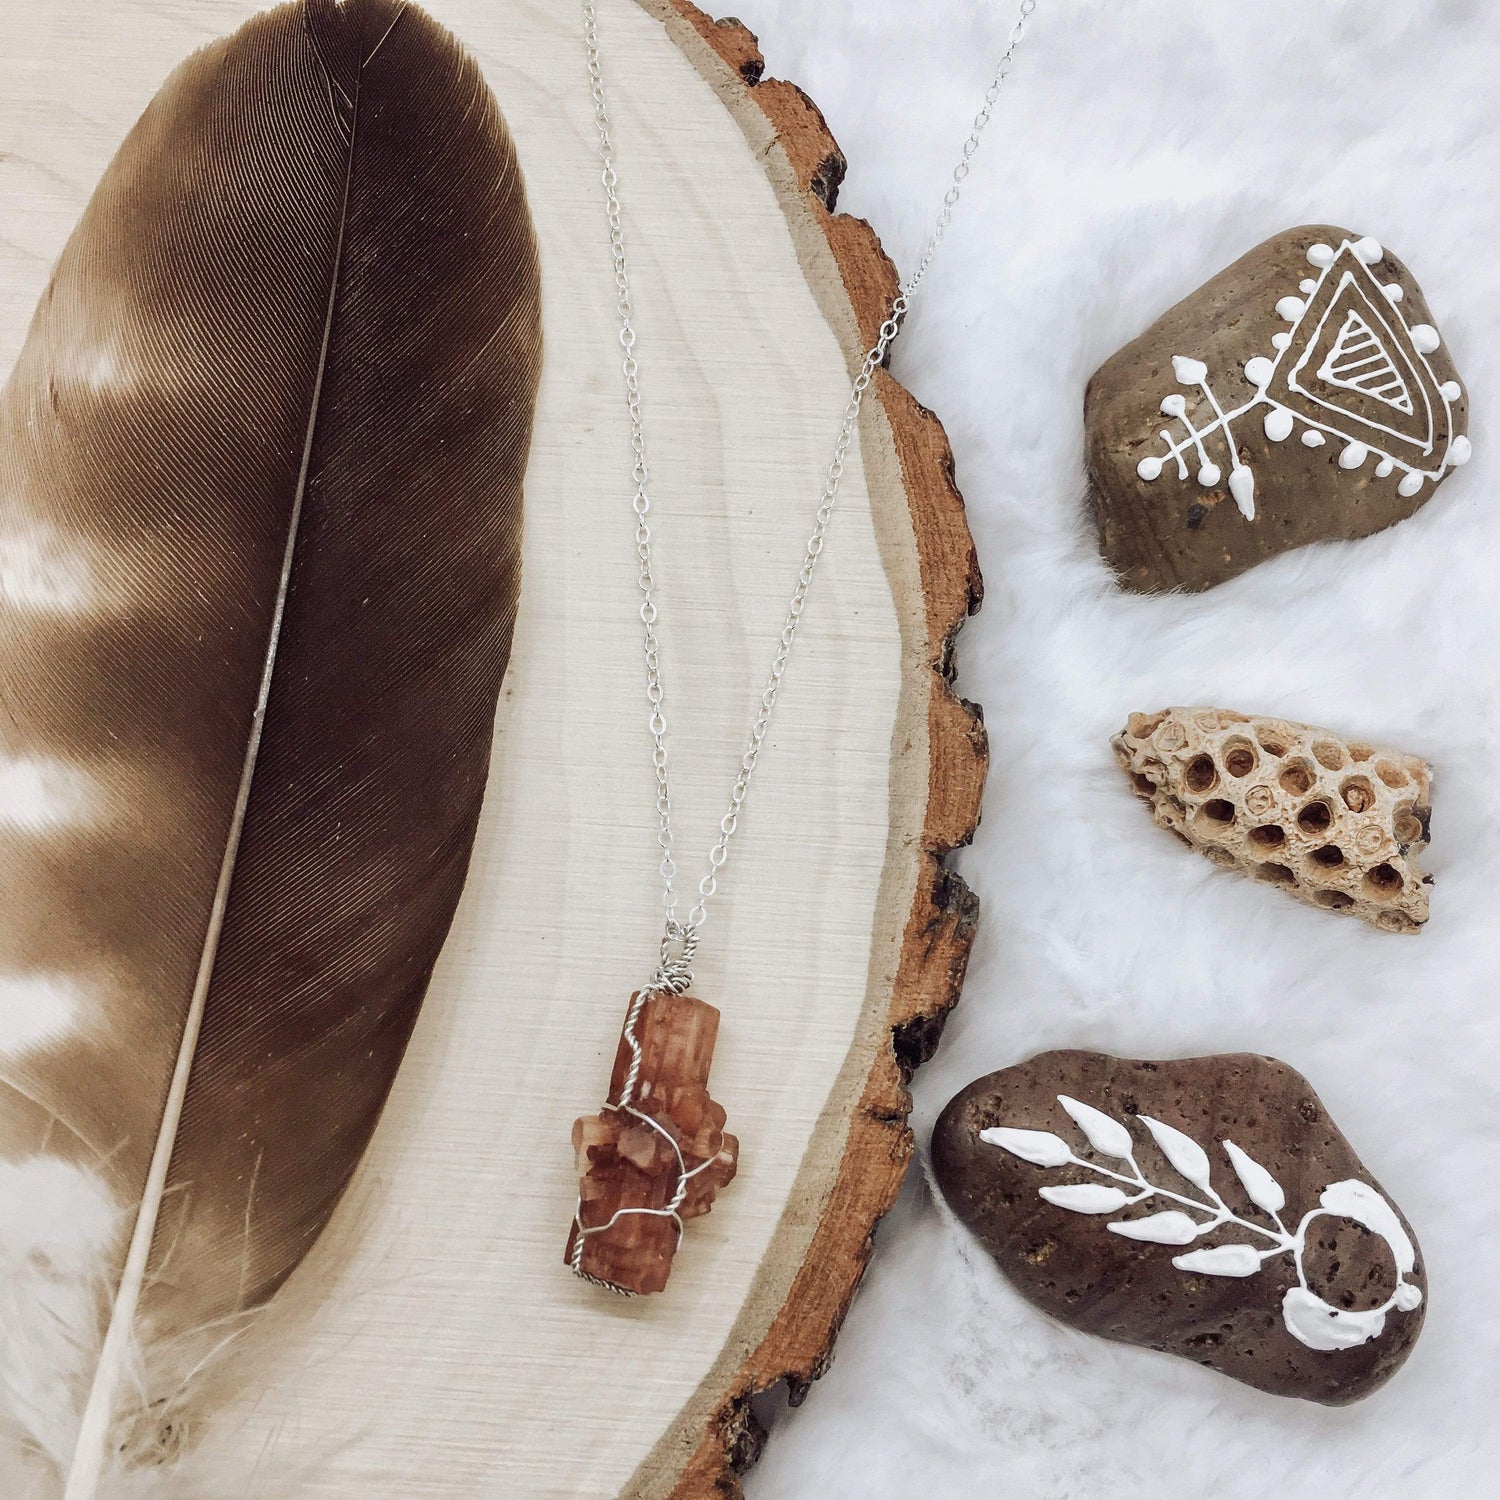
[1086,225,1470,592]
[932,1051,1426,1404]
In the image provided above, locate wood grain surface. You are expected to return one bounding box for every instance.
[0,1,986,1494]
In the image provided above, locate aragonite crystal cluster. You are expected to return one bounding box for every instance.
[1113,708,1432,932]
[567,991,739,1295]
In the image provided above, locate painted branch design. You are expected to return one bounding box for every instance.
[1135,235,1472,521]
[982,1095,1423,1352]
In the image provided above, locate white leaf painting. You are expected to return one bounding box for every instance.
[1107,1210,1200,1245]
[1172,1244,1262,1277]
[1223,1139,1286,1216]
[1039,1184,1129,1214]
[977,1092,1423,1353]
[1057,1094,1135,1159]
[1137,1115,1213,1191]
[978,1126,1071,1167]
[1281,1287,1388,1352]
[1319,1179,1417,1275]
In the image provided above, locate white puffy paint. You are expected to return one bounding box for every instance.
[1263,406,1294,441]
[0,757,96,832]
[1133,235,1470,521]
[981,1096,1422,1354]
[1228,465,1255,519]
[1281,1286,1389,1350]
[0,974,82,1056]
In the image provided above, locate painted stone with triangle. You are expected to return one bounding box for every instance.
[1084,224,1472,591]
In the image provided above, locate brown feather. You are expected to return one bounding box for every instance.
[0,0,541,1443]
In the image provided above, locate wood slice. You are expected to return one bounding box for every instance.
[0,1,985,1494]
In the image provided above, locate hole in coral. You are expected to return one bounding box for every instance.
[1184,754,1218,794]
[1297,800,1333,835]
[1341,776,1375,813]
[1248,824,1286,849]
[1200,799,1235,825]
[1365,863,1403,900]
[1279,761,1314,796]
[1131,711,1169,738]
[1348,743,1374,762]
[1394,805,1426,845]
[1133,773,1156,797]
[1255,728,1288,756]
[1375,759,1410,789]
[1312,844,1345,868]
[1377,910,1421,933]
[1258,862,1297,885]
[1222,737,1257,777]
[1312,740,1346,771]
[1317,889,1355,910]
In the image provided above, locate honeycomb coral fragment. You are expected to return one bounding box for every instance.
[1113,708,1431,931]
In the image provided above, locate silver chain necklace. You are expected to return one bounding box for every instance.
[583,0,1035,986]
[567,0,1038,1297]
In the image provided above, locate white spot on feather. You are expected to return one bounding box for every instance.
[0,974,82,1056]
[0,757,96,832]
[0,1157,120,1463]
[0,528,94,612]
[87,347,119,389]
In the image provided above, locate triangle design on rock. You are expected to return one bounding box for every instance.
[1316,310,1414,414]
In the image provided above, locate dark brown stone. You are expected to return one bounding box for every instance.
[1086,225,1471,591]
[932,1051,1425,1403]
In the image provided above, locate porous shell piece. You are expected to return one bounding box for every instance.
[1113,708,1432,931]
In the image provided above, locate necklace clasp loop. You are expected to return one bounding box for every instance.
[652,921,697,994]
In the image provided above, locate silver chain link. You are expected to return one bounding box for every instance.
[582,0,1037,981]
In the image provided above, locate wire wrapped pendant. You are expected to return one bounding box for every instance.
[567,989,739,1295]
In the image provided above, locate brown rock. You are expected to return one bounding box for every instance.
[566,991,739,1295]
[932,1051,1426,1404]
[1112,707,1433,931]
[1086,225,1471,591]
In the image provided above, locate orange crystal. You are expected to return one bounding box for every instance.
[566,991,738,1295]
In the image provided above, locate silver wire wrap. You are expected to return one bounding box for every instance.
[572,0,1038,1292]
[569,927,703,1295]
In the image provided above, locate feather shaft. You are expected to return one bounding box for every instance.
[0,0,542,1482]
[60,72,361,1496]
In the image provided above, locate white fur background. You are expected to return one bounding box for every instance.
[725,2,1500,1497]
